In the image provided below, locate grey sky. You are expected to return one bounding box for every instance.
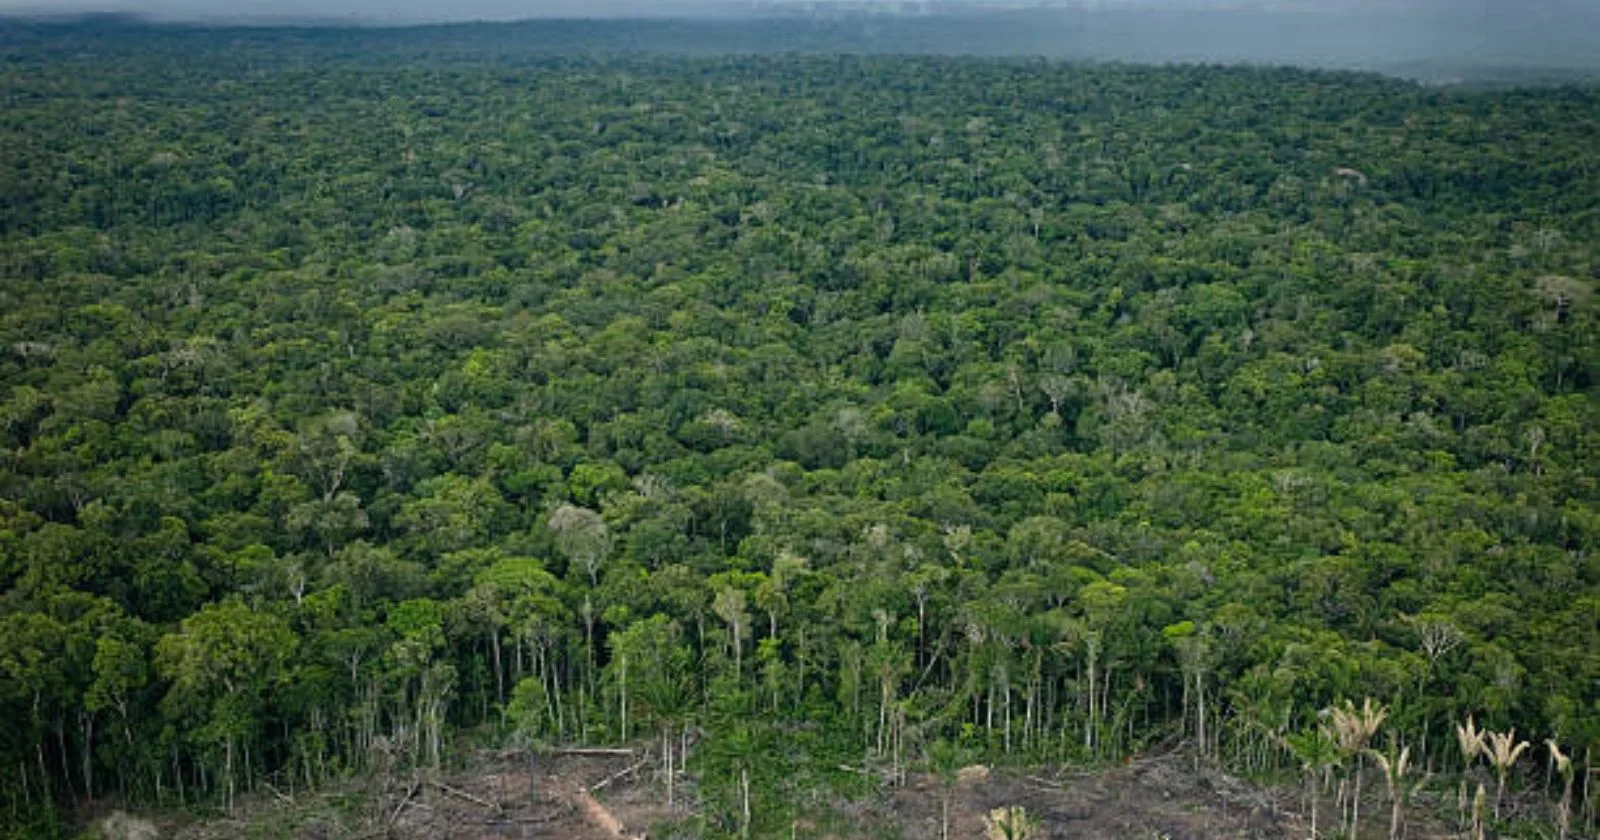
[2,0,1596,72]
[0,0,1565,23]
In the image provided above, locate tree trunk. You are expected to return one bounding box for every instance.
[173,743,184,805]
[81,711,93,802]
[1308,773,1318,839]
[1349,762,1361,840]
[664,726,674,810]
[1334,778,1346,838]
[1180,671,1190,744]
[56,716,76,801]
[1003,671,1012,754]
[739,766,751,840]
[1558,773,1572,840]
[1085,641,1098,753]
[490,629,504,707]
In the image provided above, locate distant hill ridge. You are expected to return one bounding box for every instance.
[1,5,1598,83]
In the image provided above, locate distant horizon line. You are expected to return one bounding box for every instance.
[0,0,1487,29]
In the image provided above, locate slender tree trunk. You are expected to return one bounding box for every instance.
[1085,640,1098,754]
[1558,772,1573,840]
[1023,677,1035,753]
[1003,672,1012,755]
[664,726,674,810]
[81,711,93,802]
[739,766,751,840]
[1389,786,1401,840]
[490,630,504,707]
[877,676,889,756]
[1587,747,1595,839]
[1335,778,1346,837]
[1308,772,1318,839]
[1496,770,1507,820]
[585,608,597,700]
[56,717,76,801]
[1349,761,1362,840]
[797,627,807,699]
[917,599,926,672]
[1180,671,1191,744]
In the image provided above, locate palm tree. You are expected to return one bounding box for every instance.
[1470,783,1488,840]
[1284,727,1342,839]
[1546,740,1574,840]
[984,805,1037,840]
[1327,698,1387,840]
[1455,716,1486,830]
[927,738,970,840]
[1484,728,1529,819]
[1369,745,1414,840]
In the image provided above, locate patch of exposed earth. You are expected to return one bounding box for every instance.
[107,746,1460,839]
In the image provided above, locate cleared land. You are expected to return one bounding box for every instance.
[103,748,1462,839]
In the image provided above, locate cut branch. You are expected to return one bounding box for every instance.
[433,780,501,813]
[591,757,650,794]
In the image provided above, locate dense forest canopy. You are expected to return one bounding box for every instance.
[0,22,1596,839]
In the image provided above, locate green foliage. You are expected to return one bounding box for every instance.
[0,21,1596,838]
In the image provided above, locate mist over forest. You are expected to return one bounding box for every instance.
[2,1,1599,80]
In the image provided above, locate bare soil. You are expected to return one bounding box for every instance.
[160,747,1460,839]
[873,755,1293,840]
[168,749,673,840]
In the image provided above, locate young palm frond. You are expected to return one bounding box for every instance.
[1470,783,1488,840]
[1485,728,1530,819]
[1329,698,1387,752]
[984,805,1037,840]
[1456,716,1485,769]
[1547,740,1574,840]
[1455,716,1487,831]
[1327,698,1387,840]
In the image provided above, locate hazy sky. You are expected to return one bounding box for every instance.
[3,0,1597,72]
[0,0,1528,23]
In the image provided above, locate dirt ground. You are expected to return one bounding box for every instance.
[151,747,1462,840]
[871,755,1293,840]
[162,749,673,840]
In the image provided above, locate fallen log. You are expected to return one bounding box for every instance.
[551,747,635,757]
[388,779,420,825]
[433,780,502,813]
[591,756,651,794]
[575,786,643,839]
